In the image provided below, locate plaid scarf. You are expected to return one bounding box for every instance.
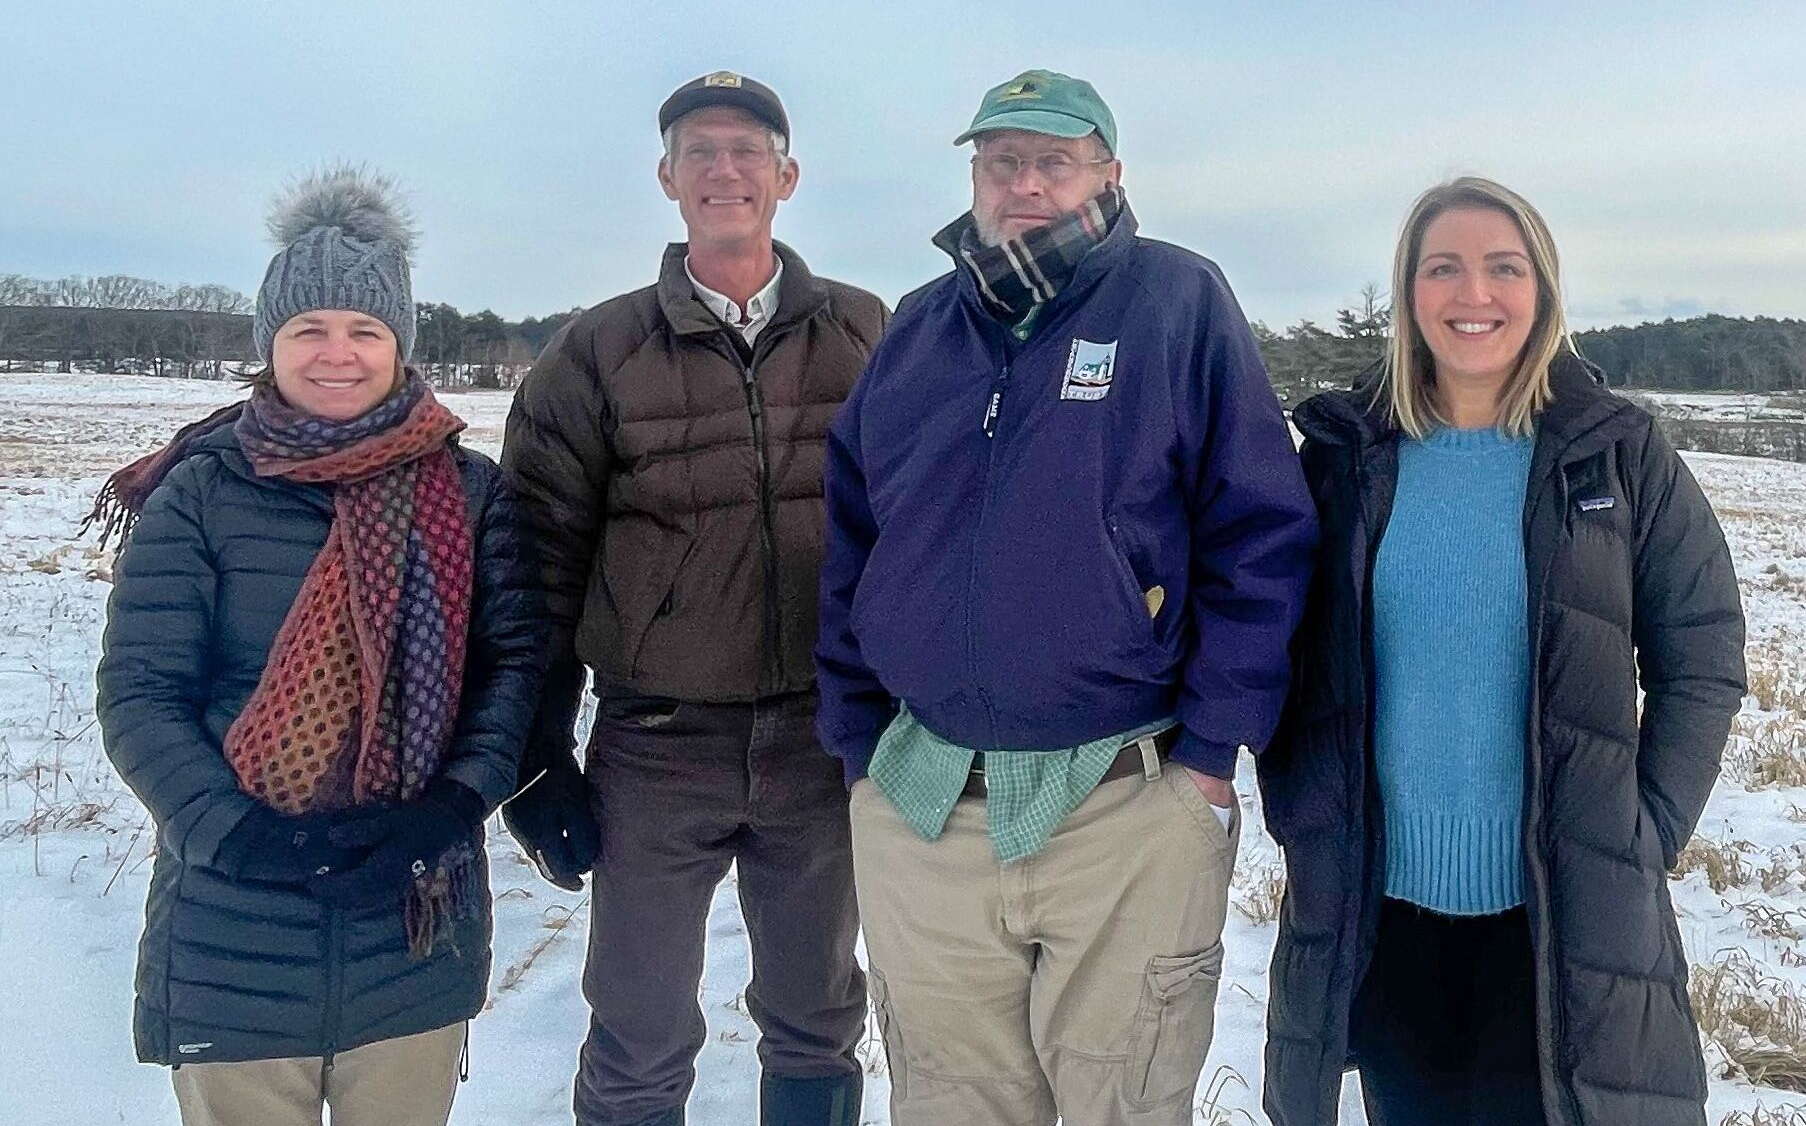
[95,374,476,957]
[934,186,1124,321]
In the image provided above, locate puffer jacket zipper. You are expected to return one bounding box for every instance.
[1524,445,1580,1126]
[320,905,343,1082]
[721,331,784,694]
[1350,437,1395,1066]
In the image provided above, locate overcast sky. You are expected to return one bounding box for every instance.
[5,0,1803,330]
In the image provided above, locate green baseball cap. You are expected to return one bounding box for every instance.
[953,69,1118,154]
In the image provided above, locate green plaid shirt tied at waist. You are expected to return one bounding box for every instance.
[868,705,1177,862]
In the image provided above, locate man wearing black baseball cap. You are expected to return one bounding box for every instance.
[657,69,790,139]
[502,70,883,1126]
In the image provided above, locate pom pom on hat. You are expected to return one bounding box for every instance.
[267,164,418,259]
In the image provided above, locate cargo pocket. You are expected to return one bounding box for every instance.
[869,969,908,1100]
[1125,943,1224,1108]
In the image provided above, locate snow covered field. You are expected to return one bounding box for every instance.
[1636,389,1806,424]
[2,372,1803,1125]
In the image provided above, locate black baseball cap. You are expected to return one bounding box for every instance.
[657,71,790,143]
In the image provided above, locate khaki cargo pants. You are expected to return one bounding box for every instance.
[850,760,1239,1126]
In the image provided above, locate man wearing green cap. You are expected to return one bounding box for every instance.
[817,70,1316,1124]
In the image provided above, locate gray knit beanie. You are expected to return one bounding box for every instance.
[254,165,418,363]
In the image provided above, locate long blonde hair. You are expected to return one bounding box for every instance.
[1378,177,1575,438]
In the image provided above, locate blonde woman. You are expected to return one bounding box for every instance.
[1259,177,1744,1126]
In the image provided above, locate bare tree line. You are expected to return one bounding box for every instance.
[0,273,579,387]
[0,272,252,314]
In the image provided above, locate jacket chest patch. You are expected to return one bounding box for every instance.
[1577,496,1615,512]
[1060,338,1118,401]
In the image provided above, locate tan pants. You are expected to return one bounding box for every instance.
[171,1023,464,1126]
[851,762,1239,1126]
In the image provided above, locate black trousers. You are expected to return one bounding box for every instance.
[573,692,866,1125]
[1351,898,1548,1126]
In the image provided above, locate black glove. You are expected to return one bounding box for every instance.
[215,806,370,885]
[307,779,486,909]
[501,761,600,891]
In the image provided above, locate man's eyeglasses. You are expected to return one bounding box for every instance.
[676,143,777,171]
[972,152,1113,186]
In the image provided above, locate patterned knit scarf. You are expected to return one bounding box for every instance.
[93,373,476,957]
[223,375,474,957]
[933,185,1124,321]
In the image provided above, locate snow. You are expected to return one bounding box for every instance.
[1635,390,1806,423]
[2,371,1802,1125]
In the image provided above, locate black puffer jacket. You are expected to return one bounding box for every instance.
[1260,356,1745,1126]
[96,425,541,1065]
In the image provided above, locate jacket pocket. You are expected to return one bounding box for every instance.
[593,524,695,680]
[1107,518,1161,649]
[869,968,907,1100]
[632,539,697,678]
[1636,792,1677,872]
[1126,943,1224,1108]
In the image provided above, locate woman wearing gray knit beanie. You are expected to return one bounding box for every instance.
[94,166,542,1125]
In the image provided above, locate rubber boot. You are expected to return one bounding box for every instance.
[759,1070,863,1126]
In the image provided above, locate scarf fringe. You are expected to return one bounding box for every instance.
[85,399,249,550]
[81,478,135,548]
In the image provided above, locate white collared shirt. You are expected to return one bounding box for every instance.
[685,256,783,346]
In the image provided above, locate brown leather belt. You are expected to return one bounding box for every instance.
[961,724,1180,799]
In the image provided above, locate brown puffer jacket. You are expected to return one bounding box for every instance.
[502,241,886,750]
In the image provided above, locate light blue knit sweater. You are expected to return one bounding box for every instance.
[1373,425,1534,915]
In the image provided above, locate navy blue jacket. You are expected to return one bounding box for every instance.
[816,208,1317,780]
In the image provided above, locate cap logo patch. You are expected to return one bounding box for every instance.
[703,71,743,88]
[999,78,1043,101]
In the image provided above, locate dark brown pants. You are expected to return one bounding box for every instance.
[574,692,865,1125]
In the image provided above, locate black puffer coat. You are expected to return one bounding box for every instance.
[1259,356,1745,1126]
[96,425,542,1065]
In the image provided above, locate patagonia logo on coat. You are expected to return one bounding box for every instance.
[177,1042,214,1055]
[1060,338,1118,401]
[1578,496,1616,512]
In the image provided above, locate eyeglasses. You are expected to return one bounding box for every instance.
[972,152,1114,185]
[676,142,777,171]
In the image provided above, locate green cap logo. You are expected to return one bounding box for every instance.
[954,69,1118,154]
